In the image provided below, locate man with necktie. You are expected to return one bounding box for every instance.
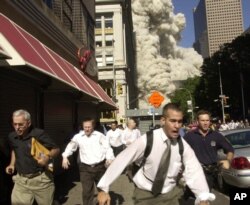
[97,103,215,205]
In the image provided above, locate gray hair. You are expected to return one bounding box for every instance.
[13,109,31,122]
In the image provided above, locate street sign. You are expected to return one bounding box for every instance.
[148,91,164,108]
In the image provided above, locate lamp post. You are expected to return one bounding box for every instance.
[218,62,226,124]
[178,88,194,122]
[239,65,246,119]
[230,53,246,119]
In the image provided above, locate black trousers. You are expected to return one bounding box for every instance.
[111,145,124,157]
[203,170,217,191]
[79,162,106,205]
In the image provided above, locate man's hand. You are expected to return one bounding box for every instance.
[199,201,210,205]
[105,159,113,168]
[62,157,70,169]
[5,165,15,174]
[37,154,50,167]
[219,160,230,169]
[97,191,111,205]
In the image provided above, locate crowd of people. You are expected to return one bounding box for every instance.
[1,104,236,205]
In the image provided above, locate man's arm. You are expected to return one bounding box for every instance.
[49,147,60,159]
[6,150,15,174]
[219,151,234,169]
[37,147,60,167]
[97,135,146,192]
[62,141,78,169]
[218,133,234,169]
[226,151,234,162]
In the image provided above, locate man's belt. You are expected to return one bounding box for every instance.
[201,163,219,173]
[19,171,43,178]
[81,160,106,168]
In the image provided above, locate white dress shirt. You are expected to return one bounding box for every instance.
[62,130,114,165]
[97,128,214,203]
[106,128,123,147]
[122,127,141,146]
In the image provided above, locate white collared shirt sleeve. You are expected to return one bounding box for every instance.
[182,139,215,203]
[137,129,141,138]
[121,129,126,145]
[62,133,80,158]
[99,133,115,160]
[97,136,146,192]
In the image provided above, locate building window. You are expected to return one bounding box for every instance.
[106,55,113,66]
[96,56,103,66]
[96,19,101,29]
[105,15,113,28]
[96,41,102,47]
[105,34,113,47]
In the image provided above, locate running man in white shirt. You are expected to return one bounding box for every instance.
[122,118,141,146]
[97,103,215,205]
[62,117,114,205]
[106,121,124,157]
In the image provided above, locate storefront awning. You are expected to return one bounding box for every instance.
[0,13,116,108]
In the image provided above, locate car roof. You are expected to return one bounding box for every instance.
[220,128,250,136]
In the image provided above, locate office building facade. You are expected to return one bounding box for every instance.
[95,0,137,124]
[193,0,244,58]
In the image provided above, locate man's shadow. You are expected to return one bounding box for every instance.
[53,154,80,204]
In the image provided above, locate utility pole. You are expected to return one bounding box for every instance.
[178,88,194,122]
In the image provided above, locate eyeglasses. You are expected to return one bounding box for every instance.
[12,122,28,128]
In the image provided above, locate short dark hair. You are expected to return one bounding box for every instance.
[162,103,182,117]
[196,110,211,120]
[111,121,118,125]
[82,117,95,125]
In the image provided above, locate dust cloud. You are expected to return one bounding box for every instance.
[132,0,202,108]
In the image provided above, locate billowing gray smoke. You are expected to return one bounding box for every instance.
[132,0,203,108]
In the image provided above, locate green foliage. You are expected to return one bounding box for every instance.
[171,77,200,122]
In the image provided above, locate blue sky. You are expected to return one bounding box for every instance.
[172,0,250,48]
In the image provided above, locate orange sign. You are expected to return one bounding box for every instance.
[148,91,164,108]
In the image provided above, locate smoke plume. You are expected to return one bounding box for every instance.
[131,0,203,108]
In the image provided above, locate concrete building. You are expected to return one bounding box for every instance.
[0,0,116,173]
[193,0,244,58]
[95,0,137,125]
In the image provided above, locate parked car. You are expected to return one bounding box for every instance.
[218,128,250,190]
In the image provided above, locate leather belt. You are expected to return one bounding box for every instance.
[19,171,43,178]
[81,160,105,168]
[201,163,218,173]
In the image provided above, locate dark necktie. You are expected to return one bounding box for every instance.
[151,139,171,196]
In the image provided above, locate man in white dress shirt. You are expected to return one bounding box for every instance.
[122,118,141,146]
[106,121,124,157]
[97,103,215,205]
[62,117,114,205]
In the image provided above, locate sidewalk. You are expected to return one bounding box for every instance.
[54,166,134,205]
[54,166,229,205]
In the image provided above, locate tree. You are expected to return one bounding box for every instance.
[171,77,200,123]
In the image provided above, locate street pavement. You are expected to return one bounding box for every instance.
[54,166,229,205]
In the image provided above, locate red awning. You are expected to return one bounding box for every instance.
[0,14,116,108]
